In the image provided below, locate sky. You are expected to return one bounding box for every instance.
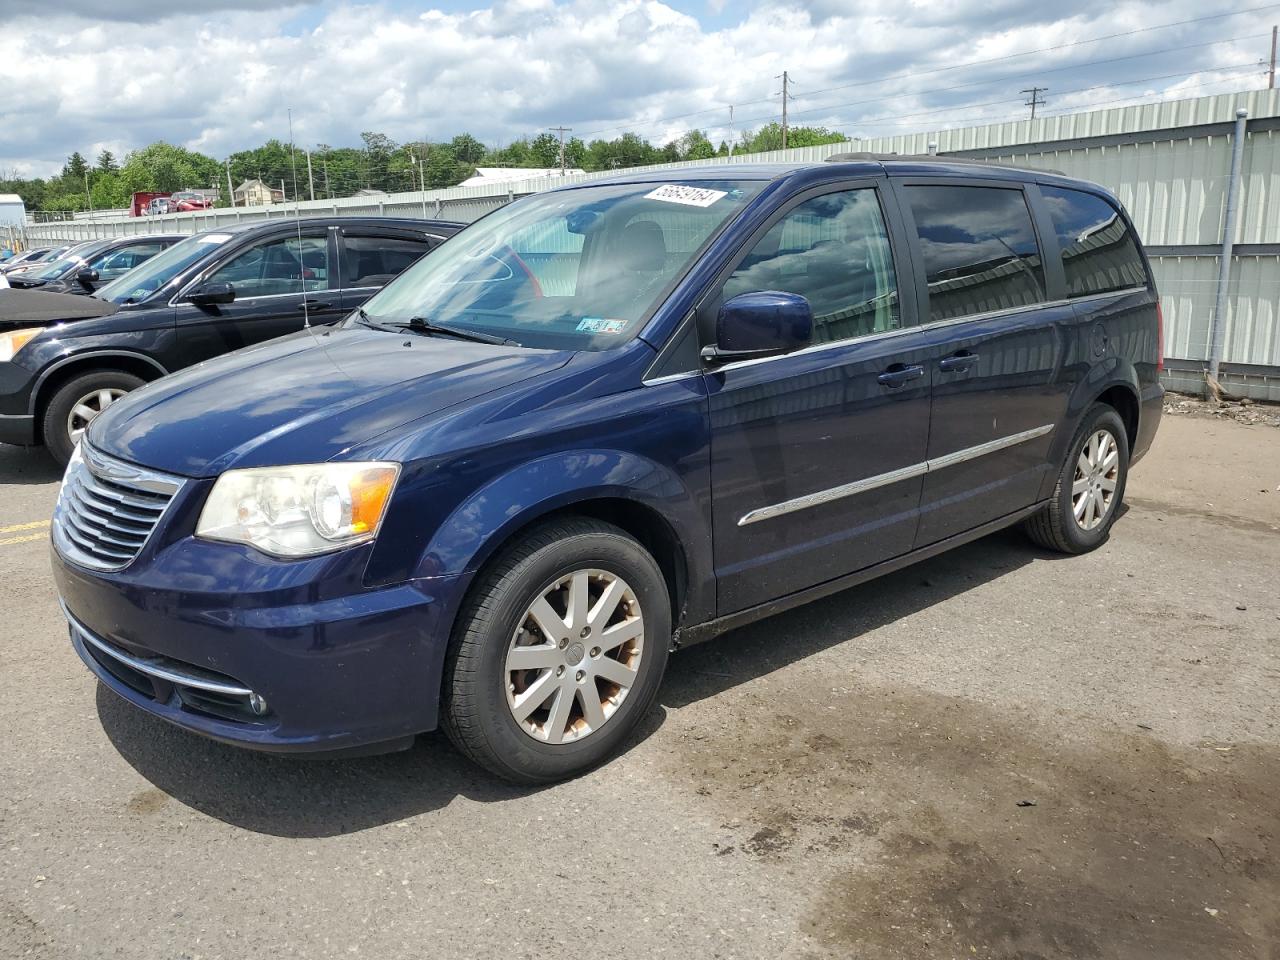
[0,0,1271,178]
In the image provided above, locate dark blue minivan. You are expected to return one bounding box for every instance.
[51,158,1163,782]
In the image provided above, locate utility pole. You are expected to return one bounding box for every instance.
[1022,86,1047,120]
[550,126,572,175]
[776,71,792,149]
[322,155,330,199]
[84,170,93,213]
[226,159,235,207]
[1269,25,1277,90]
[728,105,735,157]
[306,150,315,201]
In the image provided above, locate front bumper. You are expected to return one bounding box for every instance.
[53,537,462,753]
[0,413,35,446]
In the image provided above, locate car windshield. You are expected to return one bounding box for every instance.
[357,179,766,350]
[23,246,103,280]
[96,232,231,304]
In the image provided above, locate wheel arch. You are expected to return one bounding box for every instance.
[29,351,168,441]
[408,450,713,632]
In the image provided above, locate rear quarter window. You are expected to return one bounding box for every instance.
[1040,186,1149,297]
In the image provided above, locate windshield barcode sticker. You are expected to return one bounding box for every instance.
[644,184,727,207]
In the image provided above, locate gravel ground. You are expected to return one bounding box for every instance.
[1,414,1277,960]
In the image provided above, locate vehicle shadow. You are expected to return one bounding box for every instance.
[660,524,1091,710]
[0,443,61,485]
[97,517,1113,839]
[96,684,669,838]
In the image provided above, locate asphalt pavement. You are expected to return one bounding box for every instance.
[1,413,1277,959]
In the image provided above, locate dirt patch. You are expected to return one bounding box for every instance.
[125,787,169,815]
[661,682,1280,959]
[1164,392,1280,428]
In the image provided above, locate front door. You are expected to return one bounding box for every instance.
[175,228,341,364]
[895,181,1071,547]
[705,183,932,615]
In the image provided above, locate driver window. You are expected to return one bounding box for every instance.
[722,189,900,343]
[208,235,329,297]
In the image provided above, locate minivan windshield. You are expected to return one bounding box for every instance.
[357,179,766,350]
[96,232,232,304]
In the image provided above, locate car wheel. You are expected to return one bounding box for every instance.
[42,370,144,466]
[442,517,671,784]
[1024,403,1130,554]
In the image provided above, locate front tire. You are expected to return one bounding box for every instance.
[1024,403,1130,554]
[42,370,144,466]
[442,518,671,784]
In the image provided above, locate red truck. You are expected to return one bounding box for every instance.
[129,191,169,217]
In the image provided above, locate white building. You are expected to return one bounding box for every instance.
[0,194,27,228]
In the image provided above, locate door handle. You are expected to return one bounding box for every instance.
[299,299,331,311]
[877,363,926,387]
[938,351,979,373]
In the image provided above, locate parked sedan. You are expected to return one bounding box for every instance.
[0,216,462,462]
[0,248,52,275]
[6,235,183,296]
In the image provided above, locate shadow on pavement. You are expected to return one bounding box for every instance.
[0,443,61,485]
[95,515,1112,838]
[96,684,667,838]
[660,524,1085,710]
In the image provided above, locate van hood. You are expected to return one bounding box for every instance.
[87,325,574,477]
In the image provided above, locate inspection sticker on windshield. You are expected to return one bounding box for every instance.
[576,317,628,334]
[644,184,727,207]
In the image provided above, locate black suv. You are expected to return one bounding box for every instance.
[8,235,185,295]
[0,217,462,462]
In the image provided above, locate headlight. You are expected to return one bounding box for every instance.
[196,462,400,558]
[0,328,43,362]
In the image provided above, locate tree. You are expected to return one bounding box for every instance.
[450,133,486,165]
[739,123,846,153]
[361,131,397,190]
[528,132,562,168]
[63,152,89,182]
[118,142,221,194]
[96,150,118,174]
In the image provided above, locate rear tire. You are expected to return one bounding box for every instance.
[442,518,671,784]
[42,370,144,466]
[1024,404,1129,554]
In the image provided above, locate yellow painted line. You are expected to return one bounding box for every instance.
[0,520,50,535]
[0,532,48,546]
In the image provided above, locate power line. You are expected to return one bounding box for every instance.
[720,34,1266,133]
[575,6,1278,140]
[1021,86,1048,119]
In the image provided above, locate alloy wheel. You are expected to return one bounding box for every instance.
[1071,428,1120,531]
[67,388,127,445]
[504,568,644,744]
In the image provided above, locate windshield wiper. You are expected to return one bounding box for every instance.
[403,316,520,347]
[354,307,401,334]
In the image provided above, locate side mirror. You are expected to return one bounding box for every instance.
[76,268,99,288]
[702,291,813,364]
[188,281,236,306]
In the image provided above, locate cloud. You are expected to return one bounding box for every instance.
[0,0,1262,178]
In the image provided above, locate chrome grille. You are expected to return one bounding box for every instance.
[53,444,185,571]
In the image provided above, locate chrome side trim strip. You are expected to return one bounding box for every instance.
[738,462,929,526]
[926,423,1055,472]
[61,600,253,697]
[737,423,1054,526]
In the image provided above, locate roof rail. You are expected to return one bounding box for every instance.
[824,152,1065,176]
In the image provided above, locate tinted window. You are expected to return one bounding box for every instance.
[89,241,167,280]
[905,185,1045,322]
[343,234,432,287]
[723,189,900,343]
[209,235,329,297]
[1041,186,1148,297]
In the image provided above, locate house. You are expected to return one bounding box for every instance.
[232,179,285,206]
[457,167,585,188]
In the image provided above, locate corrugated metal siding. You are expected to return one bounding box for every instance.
[1152,254,1280,367]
